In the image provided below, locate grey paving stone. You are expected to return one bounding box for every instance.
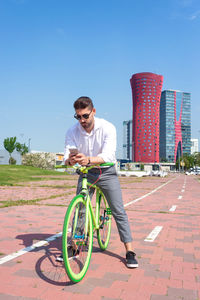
[0,295,39,300]
[14,269,38,278]
[144,269,170,279]
[151,295,180,300]
[167,287,198,299]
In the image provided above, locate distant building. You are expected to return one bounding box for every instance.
[56,153,64,165]
[160,90,191,162]
[123,120,132,160]
[130,72,163,163]
[191,139,199,154]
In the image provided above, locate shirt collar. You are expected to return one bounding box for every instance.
[93,117,101,131]
[78,117,100,135]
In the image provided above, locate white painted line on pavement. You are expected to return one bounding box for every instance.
[169,205,177,212]
[0,232,62,265]
[124,178,175,207]
[178,195,182,200]
[144,226,163,242]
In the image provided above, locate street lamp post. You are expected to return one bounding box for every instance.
[198,130,200,152]
[28,138,31,153]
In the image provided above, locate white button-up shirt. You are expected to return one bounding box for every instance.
[64,117,117,163]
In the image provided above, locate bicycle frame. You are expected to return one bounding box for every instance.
[68,162,114,242]
[78,169,102,239]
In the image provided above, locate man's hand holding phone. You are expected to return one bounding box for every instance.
[74,153,90,166]
[65,148,90,166]
[65,148,79,166]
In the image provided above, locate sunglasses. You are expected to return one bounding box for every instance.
[74,110,93,120]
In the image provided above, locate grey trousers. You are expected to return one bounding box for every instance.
[76,166,133,244]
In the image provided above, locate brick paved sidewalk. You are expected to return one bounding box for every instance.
[0,173,200,300]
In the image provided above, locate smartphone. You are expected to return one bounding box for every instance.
[69,148,79,156]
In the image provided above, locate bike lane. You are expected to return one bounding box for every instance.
[0,173,199,300]
[119,174,200,300]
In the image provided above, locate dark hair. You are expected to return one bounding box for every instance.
[73,96,94,110]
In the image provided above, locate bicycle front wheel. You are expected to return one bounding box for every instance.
[97,191,112,250]
[62,196,93,283]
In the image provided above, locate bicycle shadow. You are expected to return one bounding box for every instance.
[15,233,74,286]
[35,240,75,287]
[15,233,126,286]
[35,243,126,286]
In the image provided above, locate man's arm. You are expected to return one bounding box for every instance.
[97,122,116,163]
[64,126,78,165]
[73,153,105,166]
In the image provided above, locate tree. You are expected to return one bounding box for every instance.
[176,153,200,171]
[160,157,168,162]
[193,152,200,167]
[3,137,17,164]
[16,142,29,155]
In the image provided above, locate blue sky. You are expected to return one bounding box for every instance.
[0,0,200,157]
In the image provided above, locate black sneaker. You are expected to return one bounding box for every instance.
[126,251,138,268]
[56,246,79,262]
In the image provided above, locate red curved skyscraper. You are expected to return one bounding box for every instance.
[130,72,163,163]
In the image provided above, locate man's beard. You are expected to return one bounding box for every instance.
[81,119,93,130]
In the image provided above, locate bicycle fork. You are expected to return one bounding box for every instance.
[71,175,91,246]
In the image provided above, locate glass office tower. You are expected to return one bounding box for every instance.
[123,120,132,160]
[160,90,191,162]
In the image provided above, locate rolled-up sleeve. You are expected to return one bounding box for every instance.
[63,128,77,162]
[97,123,116,163]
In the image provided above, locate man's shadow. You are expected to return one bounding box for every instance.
[16,233,56,248]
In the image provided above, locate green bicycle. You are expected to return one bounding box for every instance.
[62,163,113,283]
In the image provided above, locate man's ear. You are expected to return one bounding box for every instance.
[93,108,96,115]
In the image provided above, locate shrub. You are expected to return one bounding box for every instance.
[9,157,17,165]
[22,152,56,169]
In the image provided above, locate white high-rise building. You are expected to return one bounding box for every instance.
[191,139,199,154]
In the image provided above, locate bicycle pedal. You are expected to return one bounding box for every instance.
[100,216,109,221]
[76,241,87,246]
[74,234,85,239]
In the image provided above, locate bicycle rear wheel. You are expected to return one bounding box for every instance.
[62,196,93,283]
[97,191,112,250]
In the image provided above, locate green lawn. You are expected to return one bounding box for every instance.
[0,165,68,186]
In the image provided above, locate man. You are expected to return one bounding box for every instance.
[59,96,138,268]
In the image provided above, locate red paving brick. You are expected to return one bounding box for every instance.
[0,173,200,299]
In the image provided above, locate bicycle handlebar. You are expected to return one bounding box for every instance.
[55,162,115,170]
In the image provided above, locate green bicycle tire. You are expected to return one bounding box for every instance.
[62,195,93,283]
[97,191,112,250]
